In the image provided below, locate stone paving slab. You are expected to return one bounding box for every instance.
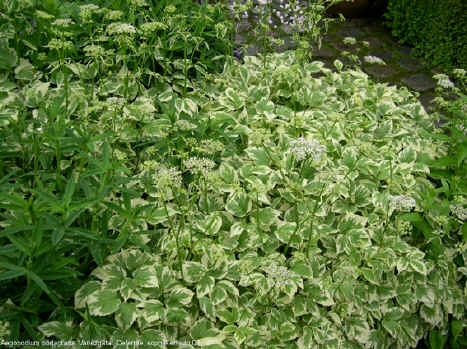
[398,56,424,72]
[360,36,386,49]
[311,44,336,58]
[335,27,366,39]
[363,64,397,79]
[371,49,395,62]
[401,73,436,92]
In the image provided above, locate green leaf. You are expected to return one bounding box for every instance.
[182,261,207,283]
[0,269,25,281]
[167,286,194,307]
[209,111,235,128]
[211,285,227,305]
[91,265,125,290]
[115,302,138,331]
[217,307,238,324]
[26,269,62,307]
[290,262,313,279]
[38,321,75,340]
[256,207,280,227]
[429,330,447,349]
[409,258,428,275]
[133,266,158,288]
[0,45,18,70]
[191,318,219,340]
[255,97,275,119]
[75,281,101,309]
[225,192,252,217]
[196,275,215,298]
[245,147,270,166]
[451,320,465,341]
[14,58,36,80]
[233,326,257,345]
[334,59,343,72]
[87,289,121,316]
[165,307,190,326]
[196,214,223,236]
[275,222,297,244]
[141,300,165,323]
[199,296,216,321]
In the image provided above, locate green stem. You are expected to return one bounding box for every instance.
[306,183,326,258]
[184,35,188,97]
[283,207,301,257]
[162,192,184,279]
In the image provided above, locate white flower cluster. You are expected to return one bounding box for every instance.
[52,18,74,27]
[104,10,124,21]
[79,4,100,12]
[343,37,357,45]
[433,74,455,89]
[157,166,182,188]
[453,69,466,78]
[83,44,106,58]
[79,4,101,21]
[437,78,455,89]
[129,0,147,7]
[105,97,126,111]
[451,204,467,221]
[389,195,416,211]
[263,264,293,288]
[364,56,386,65]
[139,22,167,35]
[107,22,136,35]
[199,139,225,154]
[234,0,315,32]
[47,39,73,51]
[289,137,326,161]
[144,161,182,189]
[395,219,412,235]
[184,157,216,175]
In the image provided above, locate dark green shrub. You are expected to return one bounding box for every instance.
[383,0,467,71]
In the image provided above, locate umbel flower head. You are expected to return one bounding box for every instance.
[288,137,326,161]
[107,22,136,35]
[389,195,416,211]
[364,56,386,65]
[451,204,467,221]
[143,161,182,189]
[184,157,216,175]
[433,73,455,87]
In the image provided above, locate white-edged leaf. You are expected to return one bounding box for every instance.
[74,281,101,309]
[140,300,165,323]
[168,286,194,307]
[38,321,74,339]
[182,261,207,283]
[225,192,252,217]
[133,266,158,288]
[87,289,121,316]
[196,275,215,298]
[115,302,138,331]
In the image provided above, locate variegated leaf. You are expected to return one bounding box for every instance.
[115,302,138,331]
[87,289,121,316]
[75,281,101,309]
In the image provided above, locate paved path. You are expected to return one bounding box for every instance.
[232,4,441,115]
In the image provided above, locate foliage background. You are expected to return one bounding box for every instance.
[383,0,467,71]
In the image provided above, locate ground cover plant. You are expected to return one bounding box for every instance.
[0,0,466,348]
